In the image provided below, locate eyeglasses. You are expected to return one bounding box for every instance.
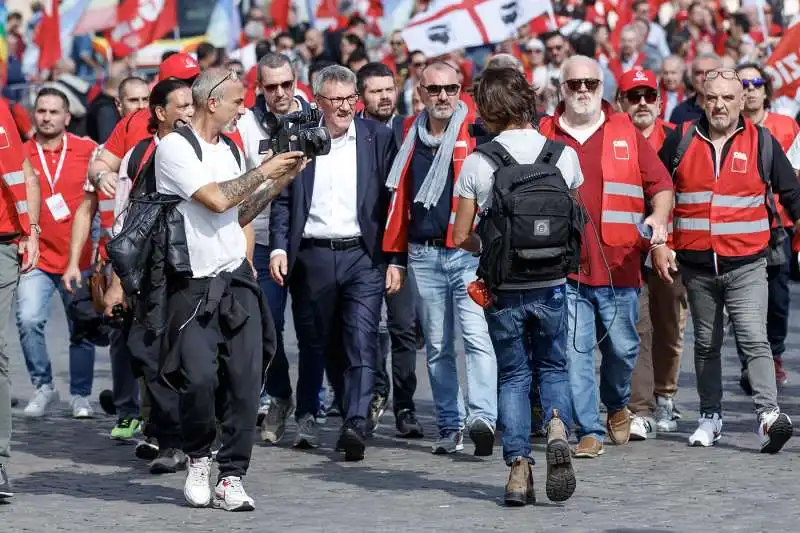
[563,78,602,92]
[411,61,427,68]
[317,93,359,109]
[420,83,460,96]
[742,78,766,89]
[705,69,740,82]
[263,80,294,92]
[207,70,238,101]
[625,89,658,105]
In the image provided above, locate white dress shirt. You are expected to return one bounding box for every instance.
[302,120,361,239]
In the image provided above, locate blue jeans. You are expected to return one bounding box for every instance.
[408,244,497,431]
[566,283,640,442]
[486,285,573,466]
[16,268,96,397]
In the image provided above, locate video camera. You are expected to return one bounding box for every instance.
[258,104,332,159]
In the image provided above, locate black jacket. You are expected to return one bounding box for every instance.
[86,93,120,144]
[659,115,800,274]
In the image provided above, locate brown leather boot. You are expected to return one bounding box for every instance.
[504,458,535,506]
[607,408,633,444]
[545,410,576,502]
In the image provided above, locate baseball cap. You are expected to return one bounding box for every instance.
[619,69,657,92]
[158,53,201,81]
[526,38,545,52]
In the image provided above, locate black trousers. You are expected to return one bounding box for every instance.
[373,277,417,415]
[165,275,263,479]
[290,241,383,426]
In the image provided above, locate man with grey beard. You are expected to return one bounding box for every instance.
[537,56,674,458]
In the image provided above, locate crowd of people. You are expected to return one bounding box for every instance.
[0,0,799,511]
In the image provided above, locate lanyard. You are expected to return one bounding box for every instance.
[36,134,68,193]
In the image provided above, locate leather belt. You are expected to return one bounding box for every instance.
[412,238,446,248]
[301,237,362,250]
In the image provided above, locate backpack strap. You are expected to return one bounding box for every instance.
[535,139,565,166]
[174,125,203,161]
[662,123,673,137]
[757,125,781,229]
[220,133,242,169]
[474,140,518,168]
[670,121,697,176]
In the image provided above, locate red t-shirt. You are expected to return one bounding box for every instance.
[0,98,27,235]
[26,134,98,274]
[548,110,673,288]
[104,108,151,159]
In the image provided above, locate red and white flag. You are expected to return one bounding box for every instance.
[35,0,62,71]
[765,23,800,99]
[107,0,178,59]
[401,0,554,58]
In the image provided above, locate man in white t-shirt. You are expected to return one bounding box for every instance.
[155,67,306,512]
[452,67,582,507]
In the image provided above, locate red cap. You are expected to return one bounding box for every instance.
[619,69,657,92]
[158,53,201,81]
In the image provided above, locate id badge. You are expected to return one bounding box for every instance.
[613,140,630,160]
[731,151,748,173]
[46,193,71,222]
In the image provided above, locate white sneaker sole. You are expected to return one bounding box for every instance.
[184,491,211,508]
[688,434,720,447]
[212,497,254,512]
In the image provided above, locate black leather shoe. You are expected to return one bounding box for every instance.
[0,463,13,500]
[337,424,366,462]
[396,409,424,439]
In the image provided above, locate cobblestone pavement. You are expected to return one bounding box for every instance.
[3,286,800,533]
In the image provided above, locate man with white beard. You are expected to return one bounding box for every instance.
[537,56,674,458]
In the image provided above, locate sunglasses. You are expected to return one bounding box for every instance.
[625,89,658,105]
[705,69,740,82]
[317,93,359,109]
[207,70,238,101]
[563,78,602,92]
[263,80,294,92]
[411,61,427,68]
[742,78,766,89]
[420,83,460,96]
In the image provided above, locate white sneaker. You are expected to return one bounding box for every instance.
[654,396,678,432]
[23,384,59,418]
[688,413,722,447]
[213,476,255,512]
[629,416,656,441]
[184,456,213,507]
[70,395,94,418]
[758,408,793,454]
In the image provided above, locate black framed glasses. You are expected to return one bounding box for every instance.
[563,78,602,92]
[420,83,460,97]
[742,78,766,89]
[262,80,294,92]
[317,93,359,109]
[705,69,740,82]
[625,89,658,105]
[207,70,239,100]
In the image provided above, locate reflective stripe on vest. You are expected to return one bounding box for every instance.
[3,170,24,186]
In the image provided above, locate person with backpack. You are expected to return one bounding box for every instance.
[452,67,583,507]
[537,56,674,459]
[659,68,800,453]
[615,69,688,442]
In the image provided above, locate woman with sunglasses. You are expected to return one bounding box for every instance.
[734,63,800,391]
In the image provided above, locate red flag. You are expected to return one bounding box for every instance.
[610,0,632,49]
[765,24,800,99]
[271,0,291,30]
[107,0,178,59]
[35,0,62,71]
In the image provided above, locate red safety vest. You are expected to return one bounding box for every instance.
[762,112,800,227]
[539,112,644,247]
[673,119,770,257]
[383,112,475,253]
[646,118,674,153]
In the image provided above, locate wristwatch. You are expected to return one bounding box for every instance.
[29,223,41,236]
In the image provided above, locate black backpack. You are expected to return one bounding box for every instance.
[475,139,584,289]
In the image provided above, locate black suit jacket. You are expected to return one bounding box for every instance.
[269,117,403,276]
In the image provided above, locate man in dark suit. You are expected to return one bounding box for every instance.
[269,65,404,461]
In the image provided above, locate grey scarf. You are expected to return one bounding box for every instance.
[386,101,469,208]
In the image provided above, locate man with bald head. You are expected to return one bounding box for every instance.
[670,53,721,124]
[660,68,800,453]
[538,55,673,458]
[660,56,685,121]
[384,61,498,457]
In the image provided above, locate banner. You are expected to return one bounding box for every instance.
[74,0,118,34]
[107,0,177,59]
[35,0,61,71]
[401,0,553,58]
[764,23,800,99]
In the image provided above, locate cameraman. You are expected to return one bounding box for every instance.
[452,67,583,506]
[155,68,305,511]
[237,53,323,446]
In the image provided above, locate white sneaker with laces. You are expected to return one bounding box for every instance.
[654,396,678,432]
[758,408,793,454]
[23,384,59,418]
[213,476,255,511]
[70,395,93,418]
[688,413,722,447]
[184,456,213,507]
[629,415,656,441]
